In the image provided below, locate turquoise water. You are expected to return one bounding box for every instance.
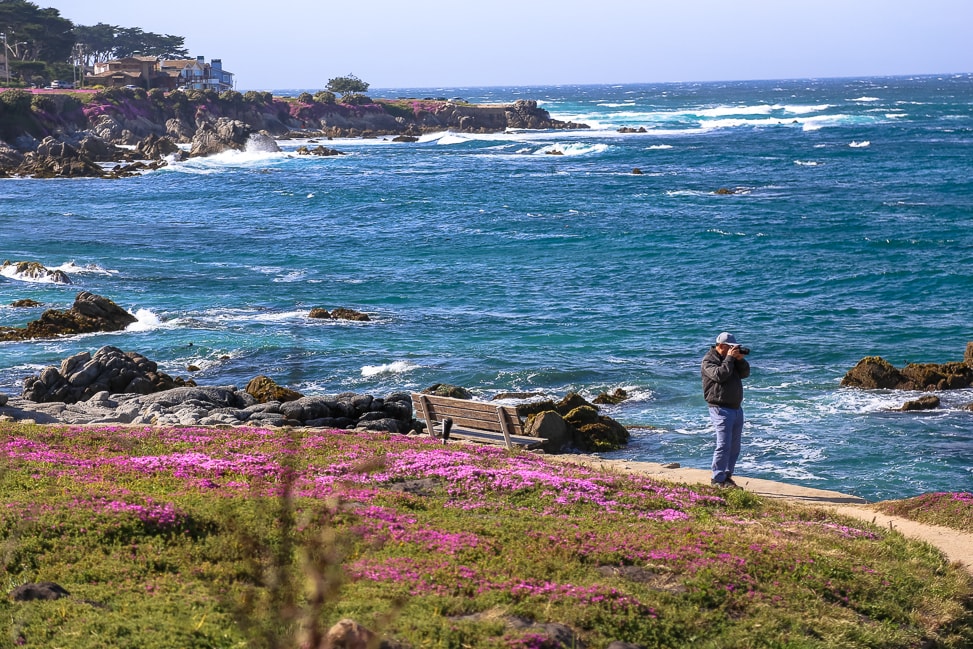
[2,74,972,501]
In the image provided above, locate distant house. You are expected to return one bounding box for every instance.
[86,55,234,91]
[160,56,234,92]
[87,56,167,89]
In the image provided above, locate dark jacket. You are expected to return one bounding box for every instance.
[701,346,751,408]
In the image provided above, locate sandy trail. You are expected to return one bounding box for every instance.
[552,456,973,575]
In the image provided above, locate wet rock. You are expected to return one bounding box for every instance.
[422,383,473,400]
[524,410,572,453]
[136,133,182,160]
[594,388,629,405]
[0,291,136,342]
[1,260,71,284]
[309,307,370,321]
[189,118,251,157]
[10,299,42,307]
[245,375,303,403]
[295,144,344,156]
[900,394,940,411]
[842,350,973,391]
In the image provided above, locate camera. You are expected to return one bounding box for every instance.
[733,345,751,355]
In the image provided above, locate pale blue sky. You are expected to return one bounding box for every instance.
[40,0,972,91]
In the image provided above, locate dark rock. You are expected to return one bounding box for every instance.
[309,307,370,321]
[618,126,648,134]
[965,342,973,367]
[0,292,136,342]
[332,308,370,321]
[842,350,973,391]
[524,410,572,453]
[555,392,596,416]
[594,388,629,405]
[22,346,195,404]
[840,356,905,389]
[631,168,643,174]
[422,383,473,400]
[900,394,940,411]
[0,393,7,407]
[295,145,344,156]
[391,135,418,142]
[10,299,42,308]
[189,118,251,157]
[10,582,70,601]
[245,375,303,403]
[136,134,181,160]
[1,260,71,284]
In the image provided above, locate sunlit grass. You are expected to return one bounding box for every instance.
[2,421,972,648]
[875,492,973,533]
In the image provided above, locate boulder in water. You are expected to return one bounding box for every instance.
[0,291,137,342]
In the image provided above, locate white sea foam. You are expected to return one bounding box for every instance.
[794,160,821,166]
[361,360,420,377]
[51,261,118,276]
[849,140,871,148]
[782,104,832,114]
[646,144,673,150]
[126,308,166,332]
[534,143,609,156]
[852,96,881,102]
[0,264,68,284]
[695,104,774,118]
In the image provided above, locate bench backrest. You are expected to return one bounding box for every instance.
[411,393,524,437]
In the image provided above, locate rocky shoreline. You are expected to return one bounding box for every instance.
[0,87,587,179]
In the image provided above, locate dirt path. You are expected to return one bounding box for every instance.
[552,456,973,575]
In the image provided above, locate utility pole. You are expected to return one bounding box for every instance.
[1,33,9,85]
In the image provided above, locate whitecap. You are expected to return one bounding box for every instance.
[51,261,118,276]
[646,144,673,150]
[534,143,609,156]
[695,104,774,118]
[782,104,832,115]
[851,96,881,102]
[849,140,871,148]
[0,263,70,284]
[794,160,821,166]
[126,308,166,332]
[361,360,420,377]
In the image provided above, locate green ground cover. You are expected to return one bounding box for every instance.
[2,422,971,648]
[876,492,973,534]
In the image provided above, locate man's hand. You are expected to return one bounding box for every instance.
[727,346,745,360]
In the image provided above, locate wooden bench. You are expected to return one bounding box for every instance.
[411,393,543,450]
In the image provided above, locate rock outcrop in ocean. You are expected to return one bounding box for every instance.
[0,291,137,342]
[841,345,973,391]
[0,88,587,178]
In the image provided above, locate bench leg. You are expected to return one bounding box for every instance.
[441,417,453,444]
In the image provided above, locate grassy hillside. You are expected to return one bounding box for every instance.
[1,421,971,648]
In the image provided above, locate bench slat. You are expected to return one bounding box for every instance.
[411,393,533,449]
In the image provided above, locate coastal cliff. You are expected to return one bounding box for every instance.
[0,88,587,177]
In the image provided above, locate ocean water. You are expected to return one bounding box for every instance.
[2,74,972,502]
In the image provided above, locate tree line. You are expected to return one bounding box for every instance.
[1,0,187,85]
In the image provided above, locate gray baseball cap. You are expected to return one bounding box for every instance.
[715,332,738,345]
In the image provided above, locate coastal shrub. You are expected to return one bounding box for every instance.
[30,94,57,114]
[296,91,313,104]
[341,93,373,106]
[0,88,32,113]
[1,421,971,649]
[876,492,973,533]
[313,90,336,104]
[243,90,273,104]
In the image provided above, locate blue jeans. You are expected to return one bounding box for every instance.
[709,406,744,483]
